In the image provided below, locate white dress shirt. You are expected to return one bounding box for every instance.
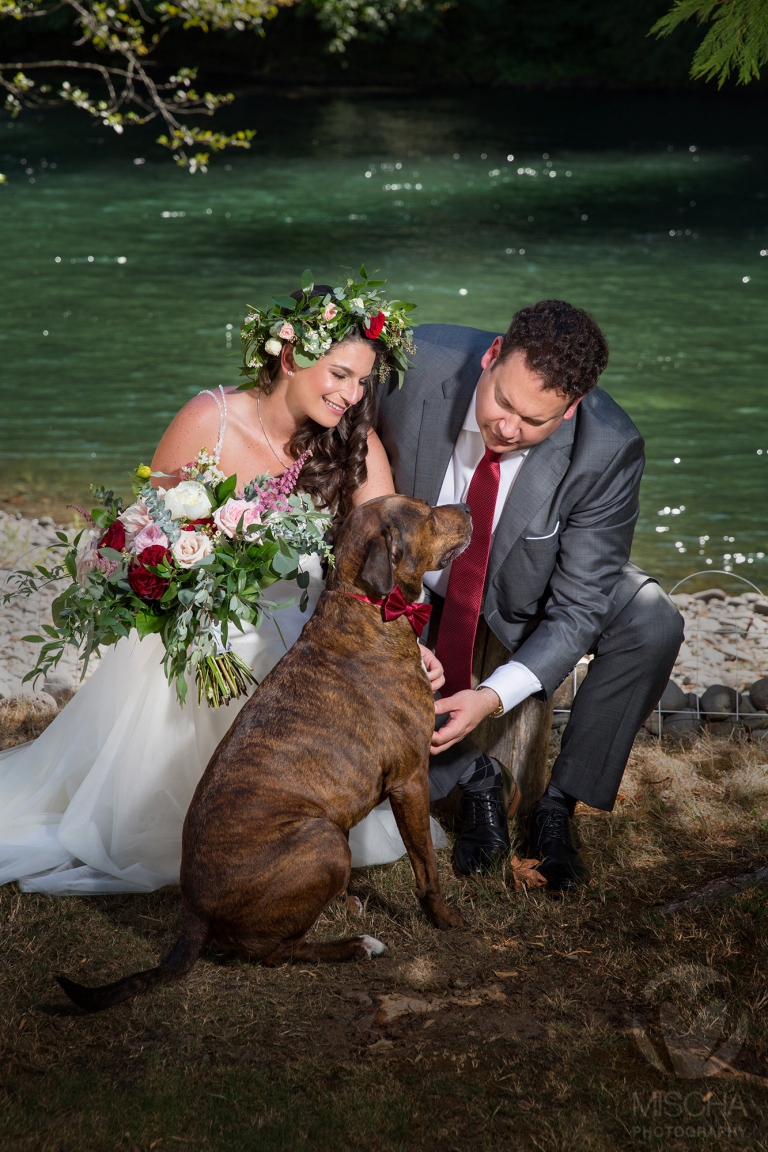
[422,388,543,714]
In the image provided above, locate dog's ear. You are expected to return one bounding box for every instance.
[360,531,396,598]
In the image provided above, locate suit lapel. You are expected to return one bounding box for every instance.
[487,413,576,581]
[412,354,479,505]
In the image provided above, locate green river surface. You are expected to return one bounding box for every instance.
[1,87,767,588]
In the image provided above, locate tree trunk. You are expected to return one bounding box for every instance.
[470,620,554,815]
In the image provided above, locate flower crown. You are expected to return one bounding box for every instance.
[238,266,416,389]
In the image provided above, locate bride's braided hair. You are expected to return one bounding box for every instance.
[255,285,389,521]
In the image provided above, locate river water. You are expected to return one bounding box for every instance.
[1,88,767,586]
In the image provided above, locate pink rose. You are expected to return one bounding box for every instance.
[171,531,213,569]
[133,522,170,554]
[322,303,338,322]
[278,322,295,340]
[119,499,152,543]
[213,498,262,539]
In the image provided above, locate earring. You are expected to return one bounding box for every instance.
[287,370,294,377]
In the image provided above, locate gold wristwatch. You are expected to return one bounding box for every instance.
[475,685,504,717]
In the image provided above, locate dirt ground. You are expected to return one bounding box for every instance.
[1,730,767,1152]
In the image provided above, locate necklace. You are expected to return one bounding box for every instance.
[257,391,291,471]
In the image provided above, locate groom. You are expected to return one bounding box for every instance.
[377,300,683,893]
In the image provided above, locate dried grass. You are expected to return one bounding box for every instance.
[0,694,58,749]
[1,718,767,1151]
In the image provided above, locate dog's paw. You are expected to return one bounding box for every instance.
[440,907,464,930]
[358,934,387,958]
[346,894,364,917]
[431,904,463,930]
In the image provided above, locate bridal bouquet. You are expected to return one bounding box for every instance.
[11,450,332,707]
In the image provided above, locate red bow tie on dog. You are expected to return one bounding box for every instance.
[344,585,432,638]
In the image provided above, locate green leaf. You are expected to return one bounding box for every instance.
[215,473,238,503]
[300,268,314,293]
[271,550,298,576]
[296,570,310,589]
[51,591,72,626]
[91,508,110,528]
[359,263,368,279]
[294,349,319,368]
[136,611,164,640]
[272,295,297,311]
[22,634,45,643]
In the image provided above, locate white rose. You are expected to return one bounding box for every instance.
[162,480,212,521]
[171,531,213,569]
[264,338,283,356]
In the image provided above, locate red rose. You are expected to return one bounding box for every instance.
[365,311,386,340]
[99,520,126,552]
[129,544,172,600]
[182,517,215,532]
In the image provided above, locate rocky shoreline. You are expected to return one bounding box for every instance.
[3,512,768,743]
[0,511,99,708]
[552,586,768,741]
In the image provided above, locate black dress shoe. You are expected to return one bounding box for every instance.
[527,800,590,894]
[452,783,511,876]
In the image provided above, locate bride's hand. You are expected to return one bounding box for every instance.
[418,644,445,692]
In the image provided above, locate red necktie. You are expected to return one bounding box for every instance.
[435,446,502,697]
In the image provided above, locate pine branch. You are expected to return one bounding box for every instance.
[652,0,768,86]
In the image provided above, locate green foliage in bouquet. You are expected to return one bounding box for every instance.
[6,450,332,708]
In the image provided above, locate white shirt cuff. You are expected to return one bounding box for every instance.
[479,660,542,715]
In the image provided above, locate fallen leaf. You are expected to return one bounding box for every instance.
[509,855,547,890]
[372,986,510,1025]
[367,1039,394,1053]
[493,969,519,979]
[422,1018,435,1028]
[374,994,430,1026]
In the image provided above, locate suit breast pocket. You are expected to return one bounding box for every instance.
[521,519,560,549]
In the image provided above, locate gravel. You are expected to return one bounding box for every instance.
[0,510,99,700]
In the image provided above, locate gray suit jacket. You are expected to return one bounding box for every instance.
[377,323,650,698]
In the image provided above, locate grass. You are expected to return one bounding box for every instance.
[1,721,768,1152]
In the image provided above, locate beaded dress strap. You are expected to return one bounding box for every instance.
[198,384,227,464]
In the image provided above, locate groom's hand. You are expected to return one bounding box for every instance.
[431,688,502,755]
[418,644,445,692]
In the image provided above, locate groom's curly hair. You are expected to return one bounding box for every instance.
[257,285,390,523]
[498,300,609,400]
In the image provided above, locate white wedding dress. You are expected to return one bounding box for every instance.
[0,388,446,895]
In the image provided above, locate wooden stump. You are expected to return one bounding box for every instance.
[470,620,554,815]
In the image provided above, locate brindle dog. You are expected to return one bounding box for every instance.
[57,495,472,1012]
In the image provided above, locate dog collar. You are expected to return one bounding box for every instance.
[342,585,432,639]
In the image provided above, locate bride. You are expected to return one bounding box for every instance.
[0,278,447,895]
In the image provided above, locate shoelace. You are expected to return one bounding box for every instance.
[462,790,505,829]
[532,805,576,851]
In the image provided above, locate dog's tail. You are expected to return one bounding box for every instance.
[56,910,210,1013]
